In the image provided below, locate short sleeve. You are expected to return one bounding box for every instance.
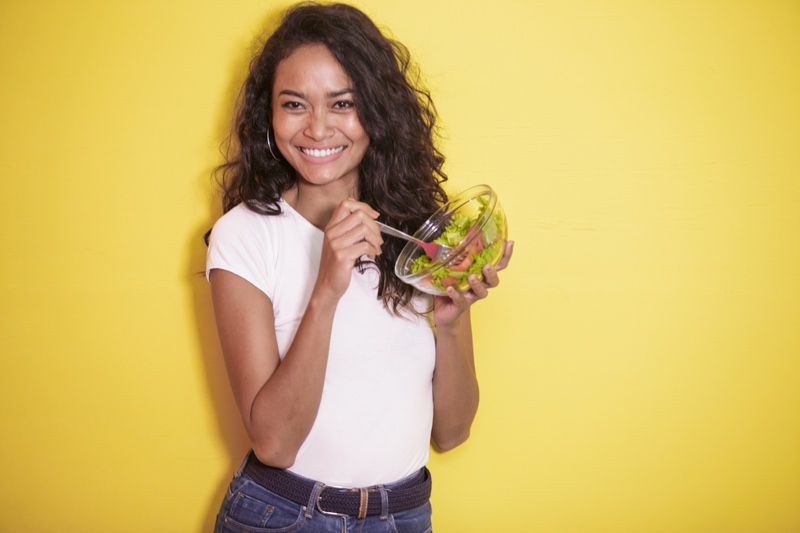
[206,205,275,299]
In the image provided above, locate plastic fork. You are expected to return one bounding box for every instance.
[376,221,455,262]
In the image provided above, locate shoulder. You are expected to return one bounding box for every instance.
[212,202,268,233]
[206,203,284,295]
[209,202,287,244]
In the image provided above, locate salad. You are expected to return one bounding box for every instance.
[410,197,504,292]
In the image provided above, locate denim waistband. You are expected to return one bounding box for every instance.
[241,452,431,519]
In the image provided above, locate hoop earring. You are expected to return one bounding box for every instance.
[266,128,280,160]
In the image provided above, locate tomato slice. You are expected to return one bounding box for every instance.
[447,255,473,272]
[468,234,484,255]
[439,276,461,287]
[446,226,483,272]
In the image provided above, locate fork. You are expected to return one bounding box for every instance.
[376,221,455,261]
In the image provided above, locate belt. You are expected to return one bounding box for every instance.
[242,453,431,519]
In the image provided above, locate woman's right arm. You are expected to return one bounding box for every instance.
[209,199,382,468]
[210,268,336,468]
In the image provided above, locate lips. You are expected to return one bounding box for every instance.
[299,146,345,158]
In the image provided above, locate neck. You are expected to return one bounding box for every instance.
[284,180,359,230]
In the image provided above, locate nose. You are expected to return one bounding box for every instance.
[305,108,334,141]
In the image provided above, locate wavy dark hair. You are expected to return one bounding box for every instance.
[211,1,448,313]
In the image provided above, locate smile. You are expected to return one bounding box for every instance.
[300,146,345,158]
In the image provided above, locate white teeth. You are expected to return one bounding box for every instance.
[302,146,344,158]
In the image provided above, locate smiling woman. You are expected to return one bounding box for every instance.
[210,3,461,311]
[3,0,800,531]
[205,2,513,533]
[271,44,370,198]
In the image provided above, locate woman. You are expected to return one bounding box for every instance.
[206,3,513,532]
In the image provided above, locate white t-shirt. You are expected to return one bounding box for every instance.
[206,200,436,487]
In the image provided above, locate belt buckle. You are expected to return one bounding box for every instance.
[316,486,372,519]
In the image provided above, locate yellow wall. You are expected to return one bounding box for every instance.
[1,1,798,531]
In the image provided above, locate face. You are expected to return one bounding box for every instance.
[271,44,370,192]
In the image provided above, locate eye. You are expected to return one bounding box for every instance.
[332,100,355,111]
[281,101,304,111]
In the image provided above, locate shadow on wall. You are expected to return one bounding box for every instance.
[185,6,289,530]
[187,243,249,531]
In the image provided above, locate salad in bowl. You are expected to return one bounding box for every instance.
[394,184,508,296]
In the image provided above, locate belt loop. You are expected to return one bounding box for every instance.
[235,451,253,478]
[306,481,325,519]
[357,488,369,519]
[378,485,389,520]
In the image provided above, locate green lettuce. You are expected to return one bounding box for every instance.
[409,203,504,292]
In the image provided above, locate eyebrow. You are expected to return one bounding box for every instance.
[277,88,355,99]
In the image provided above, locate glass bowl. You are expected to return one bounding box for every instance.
[394,184,508,296]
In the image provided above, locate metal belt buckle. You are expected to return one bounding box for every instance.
[316,486,371,519]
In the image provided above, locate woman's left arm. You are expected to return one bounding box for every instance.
[430,241,514,451]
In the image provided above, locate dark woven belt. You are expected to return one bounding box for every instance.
[242,453,431,518]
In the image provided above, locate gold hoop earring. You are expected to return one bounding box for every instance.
[267,128,280,160]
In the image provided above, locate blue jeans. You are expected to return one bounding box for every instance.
[213,456,433,533]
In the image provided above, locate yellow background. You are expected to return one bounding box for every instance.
[1,1,798,531]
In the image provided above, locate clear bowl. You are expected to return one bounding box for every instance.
[394,184,508,296]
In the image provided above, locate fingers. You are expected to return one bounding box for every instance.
[444,285,471,312]
[495,240,514,271]
[336,223,382,258]
[325,199,384,258]
[442,273,486,310]
[445,252,507,306]
[329,197,379,225]
[313,199,386,300]
[473,240,513,289]
[476,265,497,290]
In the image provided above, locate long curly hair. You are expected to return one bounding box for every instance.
[212,1,448,313]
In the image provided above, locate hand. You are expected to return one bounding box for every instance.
[314,198,383,302]
[433,240,514,329]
